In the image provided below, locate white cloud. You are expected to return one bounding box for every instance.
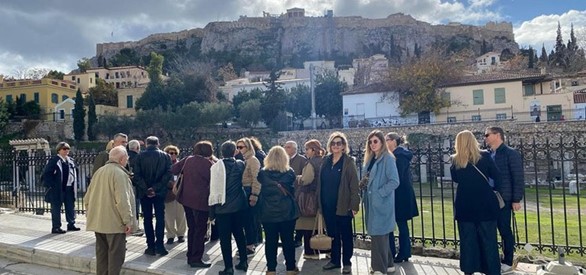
[514,10,586,51]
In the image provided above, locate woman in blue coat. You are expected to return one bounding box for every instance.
[385,132,419,262]
[362,130,400,274]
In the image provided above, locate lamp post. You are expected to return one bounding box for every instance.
[310,64,316,130]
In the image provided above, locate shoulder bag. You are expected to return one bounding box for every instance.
[471,163,505,209]
[172,157,190,196]
[310,212,332,250]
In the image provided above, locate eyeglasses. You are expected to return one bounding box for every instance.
[237,146,245,150]
[331,141,344,147]
[368,139,379,145]
[62,148,70,151]
[168,152,177,155]
[484,133,492,137]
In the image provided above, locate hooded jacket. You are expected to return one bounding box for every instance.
[393,146,419,221]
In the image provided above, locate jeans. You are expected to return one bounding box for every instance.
[216,211,247,269]
[497,202,515,266]
[263,219,297,271]
[141,195,166,250]
[390,220,411,259]
[51,186,76,229]
[323,213,353,267]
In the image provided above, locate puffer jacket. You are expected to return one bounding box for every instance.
[257,168,298,223]
[492,143,524,203]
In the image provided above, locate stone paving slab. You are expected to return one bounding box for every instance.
[0,210,539,274]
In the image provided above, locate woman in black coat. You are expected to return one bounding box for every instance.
[43,142,80,234]
[385,132,419,263]
[450,130,502,275]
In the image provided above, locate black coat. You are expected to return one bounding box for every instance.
[43,155,76,203]
[393,147,419,221]
[257,168,298,223]
[133,145,172,199]
[450,151,502,222]
[212,158,247,216]
[492,143,524,203]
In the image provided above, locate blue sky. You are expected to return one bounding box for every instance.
[0,0,585,76]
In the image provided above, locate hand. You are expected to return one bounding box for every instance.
[249,198,257,207]
[512,202,522,211]
[124,225,132,235]
[352,210,357,216]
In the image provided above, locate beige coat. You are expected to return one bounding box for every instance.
[85,161,136,234]
[241,140,261,203]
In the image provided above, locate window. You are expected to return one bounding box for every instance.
[90,77,93,84]
[472,115,482,121]
[344,108,349,115]
[71,76,76,81]
[95,72,99,78]
[491,56,496,65]
[115,72,119,78]
[6,95,13,103]
[126,95,133,108]
[77,78,80,84]
[473,89,484,105]
[447,117,457,123]
[523,85,535,96]
[34,92,39,103]
[494,88,506,104]
[59,109,65,120]
[19,94,26,102]
[496,113,507,120]
[51,93,58,103]
[62,95,69,101]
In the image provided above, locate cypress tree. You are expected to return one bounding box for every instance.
[87,94,97,141]
[73,89,85,141]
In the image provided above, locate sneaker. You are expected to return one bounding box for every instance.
[144,247,156,256]
[131,228,144,237]
[342,266,352,274]
[501,263,514,274]
[372,272,384,275]
[303,254,320,260]
[387,266,396,273]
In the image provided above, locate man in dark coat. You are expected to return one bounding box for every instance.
[485,126,524,273]
[43,142,80,234]
[133,136,172,256]
[284,140,307,247]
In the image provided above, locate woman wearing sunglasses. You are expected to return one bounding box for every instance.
[362,130,400,274]
[163,145,186,245]
[318,131,360,274]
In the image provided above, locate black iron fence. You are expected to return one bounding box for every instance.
[0,137,584,257]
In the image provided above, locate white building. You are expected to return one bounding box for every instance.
[476,52,501,74]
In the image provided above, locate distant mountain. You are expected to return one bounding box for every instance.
[95,13,519,71]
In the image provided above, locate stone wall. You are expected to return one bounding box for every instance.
[276,120,586,149]
[3,120,73,144]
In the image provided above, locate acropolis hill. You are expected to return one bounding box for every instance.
[95,10,519,64]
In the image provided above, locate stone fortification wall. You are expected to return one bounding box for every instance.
[277,120,586,150]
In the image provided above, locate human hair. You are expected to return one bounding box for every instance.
[193,141,213,157]
[55,142,70,152]
[326,131,350,154]
[486,126,505,142]
[363,130,385,167]
[285,141,298,151]
[385,132,408,146]
[249,137,263,151]
[452,130,481,169]
[113,133,128,141]
[220,140,236,158]
[105,140,114,150]
[108,145,128,163]
[237,137,256,156]
[264,146,290,173]
[128,140,140,151]
[304,139,325,157]
[163,145,180,155]
[146,136,159,146]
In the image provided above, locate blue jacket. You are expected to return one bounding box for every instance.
[492,143,524,203]
[363,151,400,236]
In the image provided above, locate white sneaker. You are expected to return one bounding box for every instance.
[501,263,514,274]
[387,266,396,273]
[372,272,384,275]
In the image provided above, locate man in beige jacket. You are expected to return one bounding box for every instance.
[85,145,136,275]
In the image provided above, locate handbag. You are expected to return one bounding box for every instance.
[172,157,190,196]
[44,187,52,203]
[310,213,332,250]
[275,182,301,219]
[296,188,317,217]
[471,163,505,209]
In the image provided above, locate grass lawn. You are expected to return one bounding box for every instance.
[352,183,586,264]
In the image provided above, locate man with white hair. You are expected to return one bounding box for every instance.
[85,145,136,275]
[128,139,143,237]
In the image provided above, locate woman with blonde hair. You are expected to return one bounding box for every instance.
[257,146,299,275]
[362,130,400,274]
[318,131,360,274]
[236,137,261,255]
[295,139,326,260]
[450,130,502,275]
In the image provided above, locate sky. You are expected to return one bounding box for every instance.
[1,0,585,77]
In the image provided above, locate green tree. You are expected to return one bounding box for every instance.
[260,70,287,128]
[95,114,134,139]
[238,99,262,128]
[540,44,549,66]
[552,22,567,68]
[147,52,164,84]
[199,102,233,126]
[388,52,463,116]
[77,58,91,72]
[45,70,64,80]
[88,78,117,106]
[527,47,535,69]
[0,99,8,133]
[87,94,97,141]
[232,88,263,117]
[315,70,346,126]
[73,89,85,141]
[110,48,140,67]
[287,84,311,125]
[136,52,165,110]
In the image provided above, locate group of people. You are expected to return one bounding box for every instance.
[42,126,524,275]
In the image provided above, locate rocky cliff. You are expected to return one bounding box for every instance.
[96,13,518,67]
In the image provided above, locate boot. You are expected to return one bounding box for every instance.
[286,267,300,275]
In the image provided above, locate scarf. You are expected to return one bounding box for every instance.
[208,159,226,206]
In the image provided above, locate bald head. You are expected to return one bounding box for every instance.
[109,145,129,166]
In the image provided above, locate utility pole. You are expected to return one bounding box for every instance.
[310,64,316,130]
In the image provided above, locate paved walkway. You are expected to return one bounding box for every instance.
[0,209,540,275]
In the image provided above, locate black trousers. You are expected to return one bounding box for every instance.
[263,219,297,271]
[184,207,208,264]
[216,211,247,269]
[497,202,515,266]
[323,213,354,267]
[51,186,75,229]
[141,196,166,250]
[458,220,500,275]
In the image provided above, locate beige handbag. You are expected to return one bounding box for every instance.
[310,213,332,250]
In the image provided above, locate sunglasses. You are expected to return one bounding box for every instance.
[331,141,344,147]
[168,152,177,155]
[484,133,492,137]
[237,146,245,150]
[62,148,70,151]
[368,139,379,145]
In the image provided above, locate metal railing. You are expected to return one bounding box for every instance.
[0,137,584,257]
